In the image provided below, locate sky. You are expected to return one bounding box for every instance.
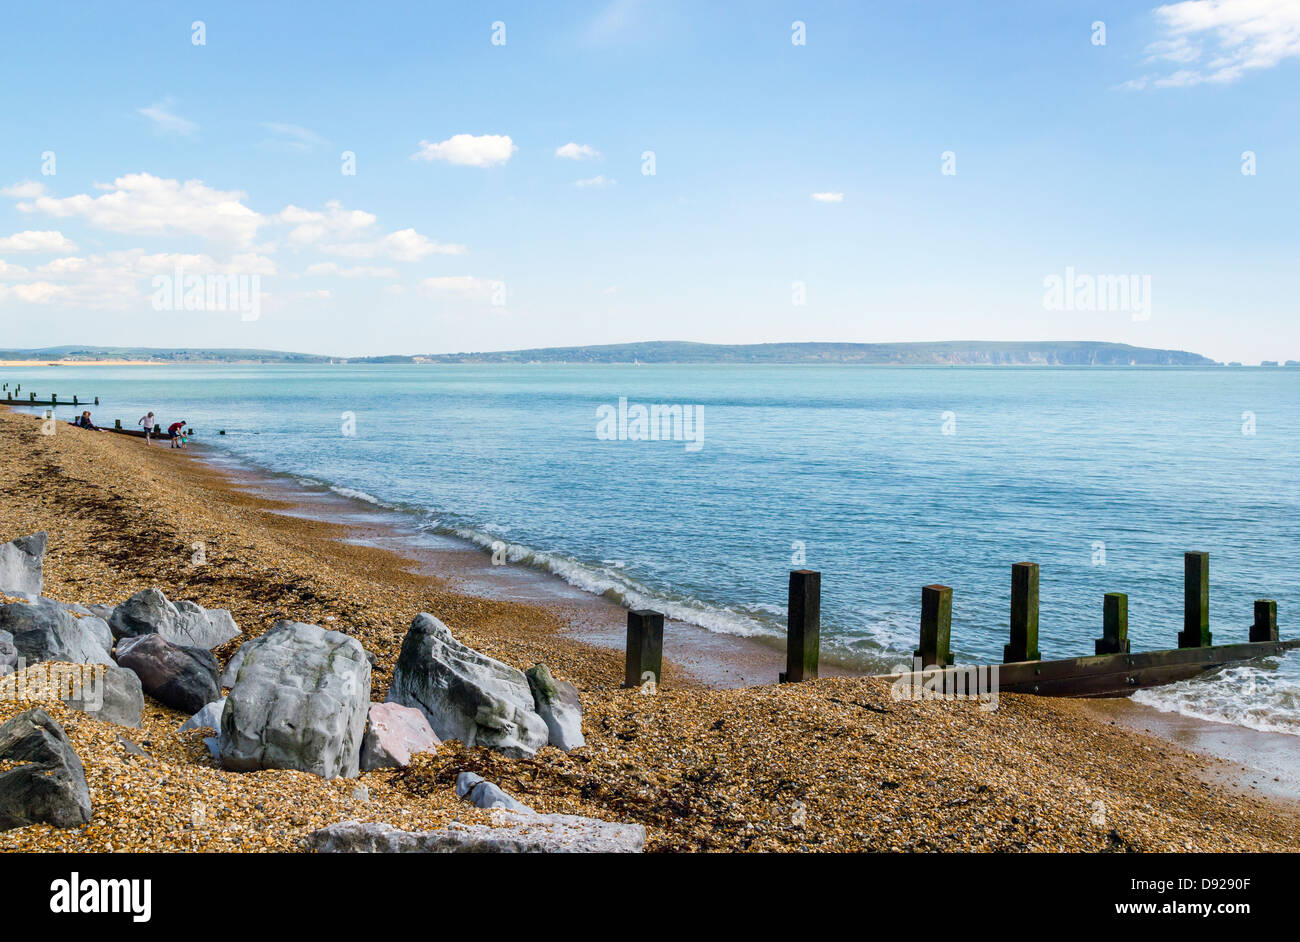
[0,0,1296,361]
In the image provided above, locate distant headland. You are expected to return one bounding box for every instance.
[2,341,1283,367]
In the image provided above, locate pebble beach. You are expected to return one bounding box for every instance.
[1,407,1297,853]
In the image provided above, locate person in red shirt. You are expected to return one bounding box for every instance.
[167,420,187,448]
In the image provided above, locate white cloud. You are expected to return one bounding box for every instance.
[35,256,86,274]
[1,181,46,199]
[323,228,465,262]
[556,141,601,160]
[1130,0,1300,86]
[412,134,516,167]
[138,98,198,135]
[0,248,276,310]
[421,276,497,301]
[277,201,377,245]
[19,173,264,246]
[574,175,616,188]
[0,230,78,252]
[261,122,328,152]
[7,282,72,304]
[811,192,844,203]
[305,262,398,279]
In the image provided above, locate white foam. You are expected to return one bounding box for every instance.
[328,485,395,508]
[442,523,778,639]
[1133,655,1300,736]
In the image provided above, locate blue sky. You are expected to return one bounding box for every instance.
[0,0,1296,361]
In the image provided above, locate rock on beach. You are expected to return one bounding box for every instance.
[0,532,46,598]
[359,701,440,771]
[0,599,114,666]
[386,614,549,758]
[525,662,585,751]
[0,708,92,831]
[306,814,646,853]
[219,621,371,779]
[108,588,241,650]
[115,633,221,714]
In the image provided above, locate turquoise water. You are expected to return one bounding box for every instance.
[5,364,1299,683]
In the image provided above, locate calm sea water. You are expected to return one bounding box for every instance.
[5,363,1299,730]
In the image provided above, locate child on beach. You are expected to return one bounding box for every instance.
[167,420,187,448]
[138,411,155,444]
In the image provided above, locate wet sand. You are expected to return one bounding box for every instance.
[1078,698,1300,807]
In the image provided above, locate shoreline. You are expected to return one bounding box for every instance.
[200,445,853,689]
[2,406,1298,851]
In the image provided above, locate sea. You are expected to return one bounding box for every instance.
[4,362,1299,735]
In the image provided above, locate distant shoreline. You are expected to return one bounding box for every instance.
[0,359,167,367]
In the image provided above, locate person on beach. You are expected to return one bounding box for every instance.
[167,420,187,448]
[73,410,103,431]
[138,411,155,443]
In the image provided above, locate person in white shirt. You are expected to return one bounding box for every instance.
[138,411,156,444]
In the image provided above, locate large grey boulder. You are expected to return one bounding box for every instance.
[525,663,586,752]
[359,701,440,771]
[0,708,92,831]
[306,814,646,853]
[43,601,114,652]
[108,589,241,650]
[179,697,227,733]
[386,614,549,758]
[115,633,220,714]
[219,621,371,779]
[0,599,114,666]
[0,532,45,598]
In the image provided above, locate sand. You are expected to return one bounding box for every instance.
[1,407,1297,852]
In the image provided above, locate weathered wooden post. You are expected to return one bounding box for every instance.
[1251,600,1278,643]
[1095,592,1129,654]
[624,609,664,689]
[50,393,57,405]
[93,396,99,405]
[72,395,78,405]
[114,419,122,430]
[780,569,820,683]
[28,393,35,402]
[1178,551,1212,648]
[153,424,161,434]
[914,584,953,667]
[1003,561,1040,662]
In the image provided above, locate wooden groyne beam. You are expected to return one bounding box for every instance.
[897,550,1295,697]
[620,551,1297,698]
[992,638,1300,697]
[2,393,99,407]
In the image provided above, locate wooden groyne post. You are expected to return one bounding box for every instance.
[1003,562,1040,663]
[1095,592,1129,654]
[624,609,664,689]
[1252,600,1278,643]
[1179,551,1211,648]
[780,569,820,683]
[914,584,953,667]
